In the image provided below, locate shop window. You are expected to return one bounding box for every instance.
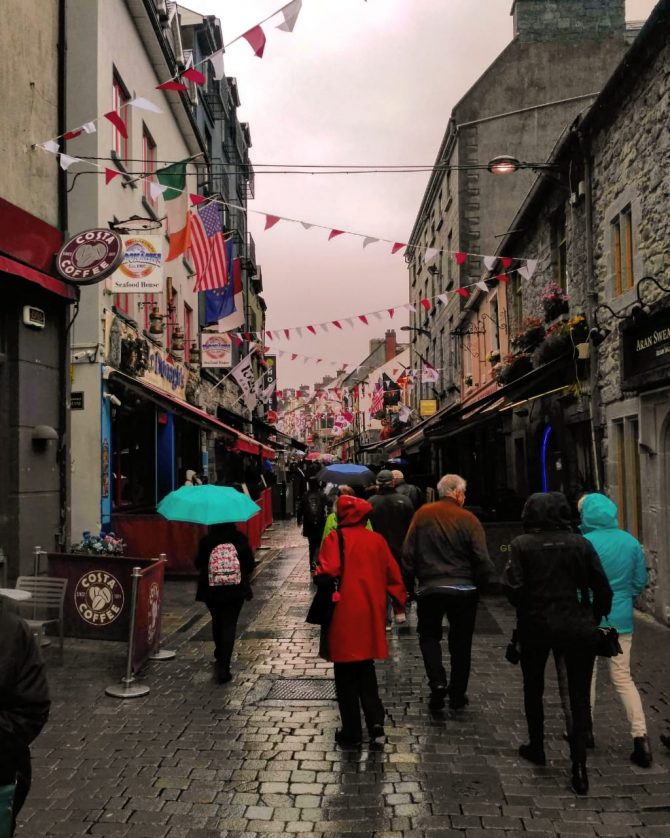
[551,207,567,292]
[142,125,157,207]
[112,401,157,511]
[612,205,634,296]
[613,417,643,541]
[114,293,129,314]
[112,71,130,163]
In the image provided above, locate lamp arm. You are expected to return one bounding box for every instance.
[635,275,670,308]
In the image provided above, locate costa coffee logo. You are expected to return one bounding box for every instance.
[74,570,125,625]
[56,229,124,285]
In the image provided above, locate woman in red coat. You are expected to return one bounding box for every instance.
[314,495,407,746]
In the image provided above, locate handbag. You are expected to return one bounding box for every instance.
[596,624,622,657]
[305,528,345,627]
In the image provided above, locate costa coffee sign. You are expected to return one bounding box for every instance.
[56,229,124,285]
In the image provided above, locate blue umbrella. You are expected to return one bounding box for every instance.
[157,485,260,525]
[316,463,375,487]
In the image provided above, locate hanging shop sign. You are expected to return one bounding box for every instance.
[56,229,124,285]
[419,398,438,417]
[265,354,277,411]
[201,331,232,368]
[110,236,163,293]
[621,301,670,391]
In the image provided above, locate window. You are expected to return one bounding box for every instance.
[613,417,643,541]
[184,303,193,363]
[446,230,453,283]
[551,207,567,292]
[114,293,129,315]
[512,274,523,329]
[446,169,451,198]
[490,297,500,352]
[612,205,634,296]
[112,72,130,163]
[142,126,157,207]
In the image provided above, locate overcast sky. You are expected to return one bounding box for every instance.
[192,0,657,390]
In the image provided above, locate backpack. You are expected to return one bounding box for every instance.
[303,491,325,527]
[208,543,242,586]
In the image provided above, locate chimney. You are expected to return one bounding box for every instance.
[510,0,625,42]
[385,330,397,362]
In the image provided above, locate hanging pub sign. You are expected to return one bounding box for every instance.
[111,236,163,293]
[56,228,124,285]
[621,300,670,391]
[265,354,278,411]
[201,331,232,368]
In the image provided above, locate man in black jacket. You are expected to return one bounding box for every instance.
[391,470,423,510]
[0,598,50,830]
[297,479,327,573]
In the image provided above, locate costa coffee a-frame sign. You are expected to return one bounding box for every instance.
[56,229,124,285]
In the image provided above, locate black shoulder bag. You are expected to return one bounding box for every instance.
[306,528,345,626]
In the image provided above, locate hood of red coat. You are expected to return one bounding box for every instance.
[336,495,372,526]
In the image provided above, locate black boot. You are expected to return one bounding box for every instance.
[571,761,588,795]
[631,735,653,768]
[661,734,670,751]
[518,743,546,766]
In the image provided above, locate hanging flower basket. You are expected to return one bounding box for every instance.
[533,333,574,367]
[510,316,546,353]
[543,284,570,323]
[494,353,532,385]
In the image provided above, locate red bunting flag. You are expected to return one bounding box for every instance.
[328,229,344,241]
[332,320,342,329]
[264,214,281,230]
[105,168,120,185]
[182,68,206,85]
[391,242,406,255]
[104,111,127,139]
[284,329,290,339]
[456,287,470,298]
[189,193,206,205]
[358,315,368,325]
[307,325,316,335]
[291,353,298,360]
[266,330,273,340]
[156,80,188,92]
[497,274,510,284]
[234,334,243,347]
[242,25,267,57]
[420,299,431,312]
[388,308,394,318]
[500,256,513,270]
[455,252,467,265]
[63,129,82,140]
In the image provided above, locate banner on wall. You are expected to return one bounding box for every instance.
[201,331,232,368]
[111,235,163,293]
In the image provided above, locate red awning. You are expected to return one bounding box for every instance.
[109,370,274,459]
[0,253,78,301]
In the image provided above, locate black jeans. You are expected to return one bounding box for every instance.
[416,592,478,699]
[520,641,596,764]
[333,660,384,739]
[207,599,244,675]
[306,531,322,572]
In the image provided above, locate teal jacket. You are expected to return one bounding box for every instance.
[580,493,647,634]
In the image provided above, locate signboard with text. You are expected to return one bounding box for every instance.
[621,301,670,391]
[111,235,163,293]
[419,398,438,417]
[201,331,232,368]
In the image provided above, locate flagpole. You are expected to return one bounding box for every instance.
[224,1,292,48]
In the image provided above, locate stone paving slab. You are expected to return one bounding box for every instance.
[16,521,670,837]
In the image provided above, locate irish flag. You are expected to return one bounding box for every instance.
[156,161,191,261]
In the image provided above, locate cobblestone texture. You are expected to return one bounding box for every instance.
[17,521,670,837]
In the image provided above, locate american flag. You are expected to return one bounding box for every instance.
[370,379,384,415]
[190,202,228,291]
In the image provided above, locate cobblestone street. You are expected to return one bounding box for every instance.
[18,521,670,838]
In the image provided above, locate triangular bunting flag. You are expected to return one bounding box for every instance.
[276,0,303,32]
[104,111,128,139]
[156,80,187,92]
[483,256,497,271]
[420,299,431,312]
[328,229,344,241]
[344,318,355,329]
[476,280,489,292]
[242,25,267,58]
[39,140,59,154]
[457,287,470,298]
[497,274,510,284]
[307,325,316,335]
[424,247,439,264]
[300,221,314,230]
[129,97,163,114]
[332,320,342,330]
[105,168,120,185]
[189,193,206,205]
[291,353,298,361]
[437,293,449,305]
[59,154,81,170]
[182,68,206,85]
[358,315,368,325]
[320,324,329,333]
[284,329,290,340]
[209,49,225,81]
[518,259,538,280]
[266,330,273,340]
[264,214,281,230]
[149,181,168,201]
[362,236,379,248]
[388,308,394,319]
[391,242,406,255]
[501,256,513,270]
[455,251,467,265]
[63,130,82,141]
[295,327,303,338]
[82,122,96,134]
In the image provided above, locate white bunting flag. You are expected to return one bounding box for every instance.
[405,304,417,313]
[476,280,490,292]
[209,49,225,81]
[518,259,538,280]
[276,0,302,32]
[39,140,59,154]
[344,318,355,329]
[320,323,329,333]
[483,256,497,271]
[372,311,383,321]
[295,327,302,338]
[149,181,168,201]
[362,236,379,248]
[59,154,81,170]
[437,293,449,305]
[424,247,439,264]
[129,97,163,114]
[300,221,314,230]
[82,122,97,134]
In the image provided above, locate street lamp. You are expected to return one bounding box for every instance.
[487,155,559,175]
[400,325,430,337]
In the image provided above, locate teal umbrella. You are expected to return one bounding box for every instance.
[157,485,260,525]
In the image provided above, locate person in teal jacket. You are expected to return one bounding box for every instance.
[579,492,652,768]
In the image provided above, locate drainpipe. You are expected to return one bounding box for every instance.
[578,129,603,492]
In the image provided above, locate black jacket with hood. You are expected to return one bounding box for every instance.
[502,492,612,646]
[195,524,255,604]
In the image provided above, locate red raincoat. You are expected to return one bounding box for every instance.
[314,496,407,663]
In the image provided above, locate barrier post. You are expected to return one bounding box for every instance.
[105,567,150,699]
[148,554,176,661]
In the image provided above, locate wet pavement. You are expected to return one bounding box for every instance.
[18,520,670,837]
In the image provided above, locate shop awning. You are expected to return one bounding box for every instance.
[108,370,274,458]
[0,253,78,301]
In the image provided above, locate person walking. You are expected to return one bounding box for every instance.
[297,478,327,573]
[368,470,414,628]
[321,485,372,542]
[195,522,255,683]
[401,474,494,711]
[314,495,407,747]
[579,493,652,767]
[0,597,51,835]
[502,492,612,795]
[391,469,423,510]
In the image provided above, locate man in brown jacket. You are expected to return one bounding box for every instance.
[402,474,494,710]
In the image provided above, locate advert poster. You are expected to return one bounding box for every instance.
[111,235,163,293]
[201,331,232,368]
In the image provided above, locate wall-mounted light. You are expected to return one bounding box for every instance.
[589,303,626,346]
[32,424,58,452]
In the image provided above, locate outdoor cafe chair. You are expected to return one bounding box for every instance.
[15,576,68,661]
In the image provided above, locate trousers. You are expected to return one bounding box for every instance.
[416,592,478,700]
[592,633,647,737]
[333,660,384,738]
[206,599,244,675]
